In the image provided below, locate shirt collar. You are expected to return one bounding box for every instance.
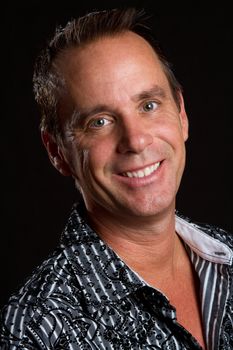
[175,215,233,265]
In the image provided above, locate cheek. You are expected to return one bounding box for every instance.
[154,120,185,149]
[77,140,115,179]
[151,119,184,155]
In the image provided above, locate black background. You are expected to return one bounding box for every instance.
[1,1,232,308]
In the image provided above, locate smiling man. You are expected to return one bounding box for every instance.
[1,8,232,350]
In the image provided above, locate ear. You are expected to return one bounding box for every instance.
[178,92,189,142]
[41,130,72,176]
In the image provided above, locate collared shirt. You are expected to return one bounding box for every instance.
[0,203,233,349]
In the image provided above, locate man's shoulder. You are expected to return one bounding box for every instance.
[0,240,91,348]
[0,201,101,332]
[1,246,77,328]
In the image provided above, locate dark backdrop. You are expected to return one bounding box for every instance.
[1,1,232,307]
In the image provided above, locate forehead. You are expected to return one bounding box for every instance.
[56,32,170,106]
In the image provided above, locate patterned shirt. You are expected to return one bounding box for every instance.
[1,203,233,349]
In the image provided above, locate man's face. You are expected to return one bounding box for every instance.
[57,31,188,221]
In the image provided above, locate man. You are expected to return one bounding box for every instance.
[1,8,232,350]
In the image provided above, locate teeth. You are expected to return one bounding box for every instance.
[123,162,160,178]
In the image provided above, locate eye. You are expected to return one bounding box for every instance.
[89,117,112,129]
[142,101,158,112]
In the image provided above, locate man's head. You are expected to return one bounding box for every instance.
[33,8,182,140]
[34,8,188,222]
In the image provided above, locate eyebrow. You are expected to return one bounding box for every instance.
[68,84,166,128]
[131,85,166,102]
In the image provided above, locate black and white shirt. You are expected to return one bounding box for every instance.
[1,203,233,349]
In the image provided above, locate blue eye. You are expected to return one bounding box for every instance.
[89,117,111,128]
[143,101,158,112]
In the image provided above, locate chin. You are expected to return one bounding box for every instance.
[118,194,175,218]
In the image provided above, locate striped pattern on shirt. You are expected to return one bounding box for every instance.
[0,204,232,349]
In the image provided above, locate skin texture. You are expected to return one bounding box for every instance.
[42,32,207,349]
[44,31,188,229]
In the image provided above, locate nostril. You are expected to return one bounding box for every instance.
[117,132,153,154]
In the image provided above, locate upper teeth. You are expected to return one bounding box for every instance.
[123,162,160,178]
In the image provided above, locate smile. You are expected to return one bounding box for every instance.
[122,162,161,178]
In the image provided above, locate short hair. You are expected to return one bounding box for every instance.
[33,8,182,139]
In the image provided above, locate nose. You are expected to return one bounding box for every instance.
[117,119,153,154]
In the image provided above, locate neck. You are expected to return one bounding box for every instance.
[86,205,184,281]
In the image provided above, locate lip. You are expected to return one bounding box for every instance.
[114,160,164,187]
